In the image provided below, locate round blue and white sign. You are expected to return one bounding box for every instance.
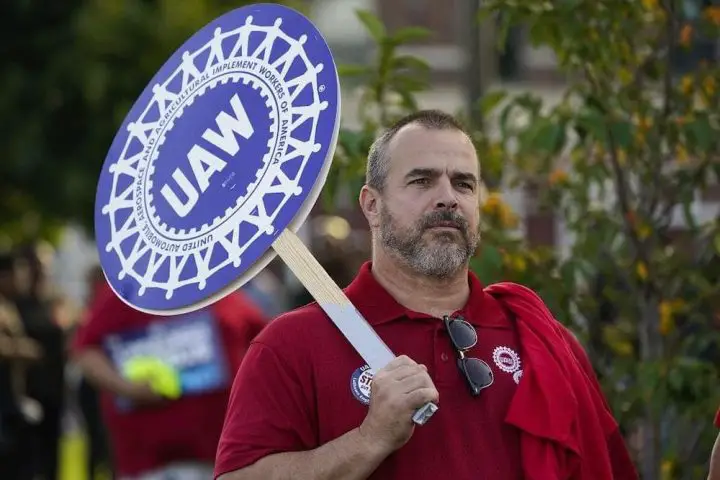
[95,4,340,314]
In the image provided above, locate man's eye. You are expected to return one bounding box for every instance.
[457,182,474,190]
[411,178,430,185]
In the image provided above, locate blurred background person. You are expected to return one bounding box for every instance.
[71,274,269,480]
[11,243,68,480]
[0,250,44,479]
[71,264,114,480]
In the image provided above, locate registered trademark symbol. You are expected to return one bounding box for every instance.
[319,84,325,92]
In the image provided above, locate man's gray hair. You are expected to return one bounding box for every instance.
[365,110,470,192]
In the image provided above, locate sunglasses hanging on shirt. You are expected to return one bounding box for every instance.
[443,315,494,396]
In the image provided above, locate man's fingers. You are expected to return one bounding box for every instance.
[406,387,440,409]
[389,364,427,382]
[396,372,434,394]
[381,355,417,372]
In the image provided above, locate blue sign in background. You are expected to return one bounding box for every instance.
[95,3,340,313]
[104,309,229,411]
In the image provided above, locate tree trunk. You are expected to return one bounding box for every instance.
[638,296,663,480]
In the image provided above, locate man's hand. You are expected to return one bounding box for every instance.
[358,355,439,454]
[14,337,42,361]
[123,381,167,406]
[0,335,42,362]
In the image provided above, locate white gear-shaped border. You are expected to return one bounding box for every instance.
[513,369,523,385]
[100,16,329,300]
[144,72,276,239]
[492,346,521,374]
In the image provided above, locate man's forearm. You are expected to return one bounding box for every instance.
[219,427,391,480]
[74,347,136,397]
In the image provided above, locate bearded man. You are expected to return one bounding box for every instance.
[214,110,638,480]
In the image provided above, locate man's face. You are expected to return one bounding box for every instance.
[372,124,481,279]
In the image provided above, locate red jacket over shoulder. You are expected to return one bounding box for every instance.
[485,282,638,480]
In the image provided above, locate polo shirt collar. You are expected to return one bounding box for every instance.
[344,261,507,328]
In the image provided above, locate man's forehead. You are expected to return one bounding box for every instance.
[386,126,478,173]
[388,123,473,149]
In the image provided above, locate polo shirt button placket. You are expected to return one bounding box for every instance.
[435,325,457,387]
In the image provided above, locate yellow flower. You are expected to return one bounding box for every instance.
[676,144,689,164]
[704,6,720,25]
[617,149,627,166]
[659,301,674,335]
[641,0,658,10]
[680,75,694,95]
[658,299,685,336]
[634,130,645,147]
[618,68,633,85]
[636,262,648,281]
[637,223,652,240]
[481,192,519,229]
[661,459,675,479]
[549,169,569,186]
[482,192,502,212]
[512,255,527,273]
[702,75,716,97]
[503,252,527,273]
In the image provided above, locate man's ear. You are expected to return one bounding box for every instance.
[359,185,381,229]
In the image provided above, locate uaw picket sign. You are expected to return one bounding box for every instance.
[95,3,438,426]
[96,4,339,313]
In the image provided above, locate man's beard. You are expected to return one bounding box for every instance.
[379,206,479,279]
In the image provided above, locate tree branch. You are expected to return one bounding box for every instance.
[581,65,652,292]
[645,0,676,229]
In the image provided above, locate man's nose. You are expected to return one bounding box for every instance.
[434,179,458,210]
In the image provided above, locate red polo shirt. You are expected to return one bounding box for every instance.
[215,262,525,479]
[72,281,267,477]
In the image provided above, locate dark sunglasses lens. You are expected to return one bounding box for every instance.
[447,319,477,350]
[461,358,494,395]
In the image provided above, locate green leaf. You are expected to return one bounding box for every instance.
[391,55,431,72]
[391,26,431,44]
[470,244,504,285]
[609,121,633,150]
[390,74,428,93]
[576,109,607,144]
[478,90,508,116]
[684,115,714,151]
[535,120,567,154]
[338,129,364,158]
[355,10,386,43]
[337,64,371,77]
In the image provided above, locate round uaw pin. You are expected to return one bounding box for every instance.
[492,346,521,374]
[350,365,374,406]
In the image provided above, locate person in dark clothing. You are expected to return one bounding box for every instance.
[13,244,67,480]
[0,251,43,480]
